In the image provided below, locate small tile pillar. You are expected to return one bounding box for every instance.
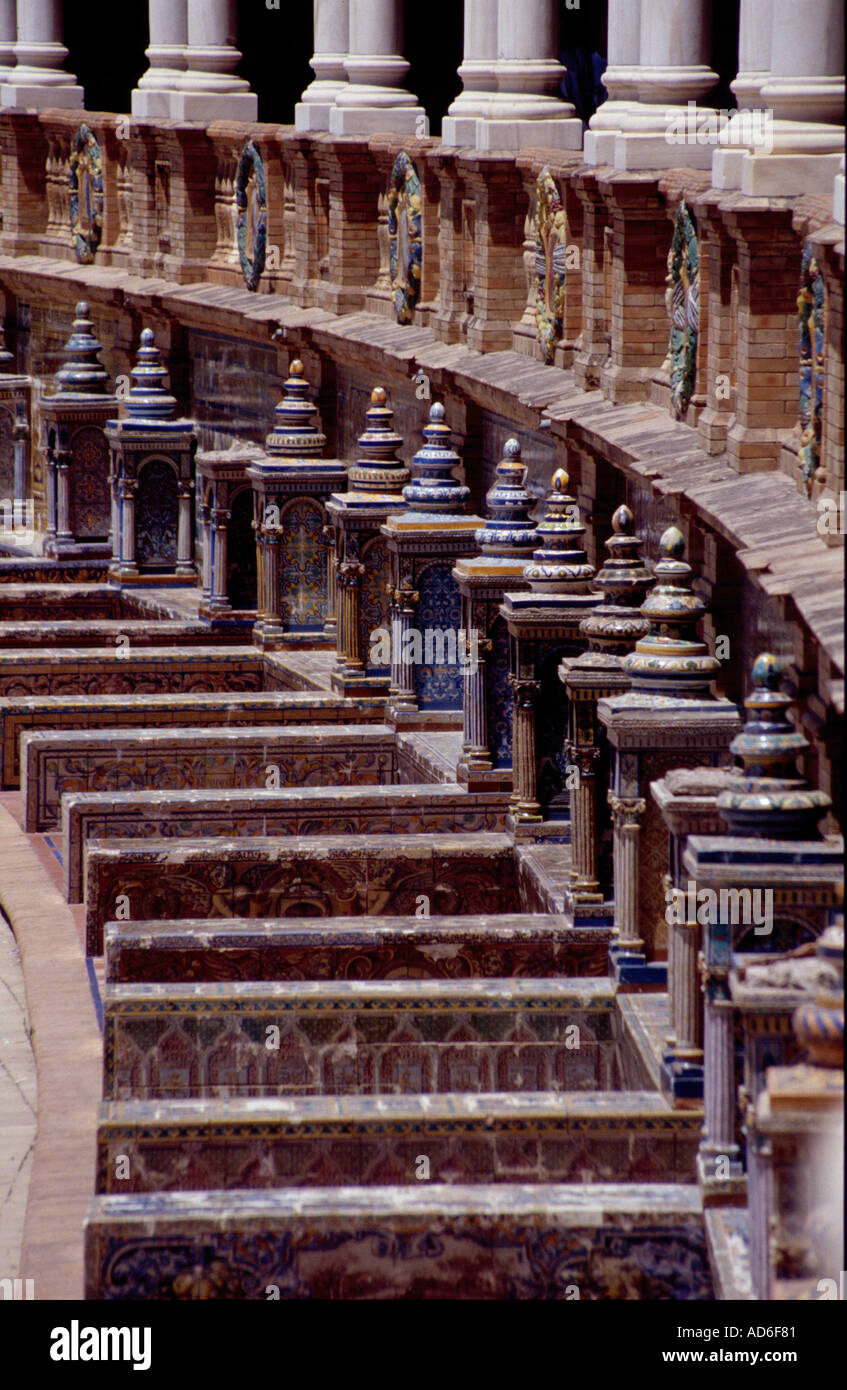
[247,360,346,650]
[598,526,742,987]
[105,329,197,586]
[39,302,117,560]
[682,653,842,1201]
[501,469,601,840]
[559,504,652,926]
[0,320,32,531]
[382,401,482,730]
[453,437,538,790]
[327,385,408,698]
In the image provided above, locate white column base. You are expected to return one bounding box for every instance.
[473,117,584,152]
[1,81,83,109]
[165,89,258,121]
[295,101,337,131]
[328,103,425,135]
[740,150,845,198]
[611,130,716,170]
[441,115,485,146]
[713,122,845,198]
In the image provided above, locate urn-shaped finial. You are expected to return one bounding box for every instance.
[403,401,469,514]
[579,504,653,655]
[123,328,177,422]
[522,468,595,593]
[474,437,538,557]
[264,358,326,460]
[53,301,110,396]
[347,385,410,494]
[622,525,720,695]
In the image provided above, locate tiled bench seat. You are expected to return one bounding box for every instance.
[102,976,626,1100]
[0,645,263,699]
[64,783,507,901]
[104,913,611,983]
[95,1091,701,1192]
[85,832,518,954]
[24,723,396,831]
[85,1184,712,1299]
[0,690,385,787]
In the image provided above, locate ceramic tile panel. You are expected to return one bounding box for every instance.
[84,1183,713,1299]
[0,646,264,699]
[23,723,396,830]
[65,784,507,902]
[104,913,612,984]
[95,1090,701,1193]
[85,832,519,955]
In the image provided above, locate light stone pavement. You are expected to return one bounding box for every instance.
[0,911,36,1284]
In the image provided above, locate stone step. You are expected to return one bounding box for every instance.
[0,645,263,700]
[23,723,396,831]
[85,831,518,955]
[96,1090,701,1193]
[102,974,632,1102]
[85,1182,712,1299]
[104,912,610,983]
[0,689,385,787]
[0,584,120,620]
[0,619,246,648]
[65,784,507,901]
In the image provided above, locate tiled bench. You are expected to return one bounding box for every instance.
[85,1184,712,1299]
[102,976,623,1100]
[0,583,121,620]
[95,1091,702,1192]
[85,832,518,954]
[64,783,507,901]
[0,690,385,787]
[23,723,396,831]
[104,913,611,983]
[0,645,263,699]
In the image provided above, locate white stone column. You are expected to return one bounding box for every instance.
[584,0,643,164]
[168,0,257,122]
[732,0,773,108]
[295,0,350,132]
[131,0,190,119]
[0,0,83,108]
[474,0,582,152]
[595,0,724,171]
[329,0,425,135]
[441,0,499,146]
[716,0,845,197]
[0,0,16,80]
[835,153,845,225]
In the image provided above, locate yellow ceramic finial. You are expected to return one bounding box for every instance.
[371,386,387,406]
[290,359,304,377]
[553,468,569,493]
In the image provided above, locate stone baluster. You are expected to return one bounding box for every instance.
[131,0,190,117]
[0,0,83,108]
[296,0,350,131]
[329,0,424,135]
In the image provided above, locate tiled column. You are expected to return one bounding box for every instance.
[119,479,137,574]
[322,522,339,637]
[0,0,83,108]
[509,676,542,822]
[200,500,212,600]
[258,526,282,639]
[461,617,490,769]
[296,0,350,132]
[441,0,499,146]
[569,747,601,894]
[329,0,424,136]
[131,0,189,118]
[699,970,743,1183]
[608,794,646,953]
[473,0,582,152]
[55,454,72,543]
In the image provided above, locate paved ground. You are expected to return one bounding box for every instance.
[0,910,36,1285]
[0,800,101,1299]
